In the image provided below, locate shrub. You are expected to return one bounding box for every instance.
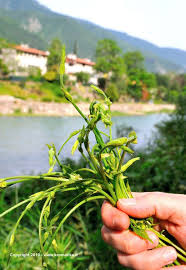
[28,67,42,82]
[126,94,186,194]
[98,77,106,90]
[76,72,90,85]
[43,71,57,82]
[41,97,53,102]
[106,83,119,102]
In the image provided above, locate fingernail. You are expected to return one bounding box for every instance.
[163,248,177,264]
[146,232,159,248]
[119,198,137,206]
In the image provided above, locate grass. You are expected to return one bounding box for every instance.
[0,184,126,270]
[111,111,132,116]
[0,80,67,102]
[144,108,175,115]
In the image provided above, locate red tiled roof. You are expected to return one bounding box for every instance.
[66,56,95,66]
[76,58,95,66]
[15,45,48,57]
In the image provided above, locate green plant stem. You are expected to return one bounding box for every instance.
[1,175,69,183]
[151,229,186,258]
[39,196,51,267]
[158,239,180,265]
[63,89,104,147]
[54,153,63,170]
[80,150,96,171]
[89,186,116,205]
[0,198,31,218]
[97,155,117,202]
[46,195,105,252]
[45,191,89,253]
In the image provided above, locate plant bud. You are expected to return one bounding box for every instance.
[106,137,128,147]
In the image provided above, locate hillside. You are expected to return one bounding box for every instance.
[0,0,185,73]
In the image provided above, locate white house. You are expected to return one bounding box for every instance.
[1,45,98,83]
[65,53,95,74]
[65,53,98,84]
[0,44,49,75]
[15,44,49,74]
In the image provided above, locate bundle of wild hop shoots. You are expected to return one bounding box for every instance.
[0,47,185,268]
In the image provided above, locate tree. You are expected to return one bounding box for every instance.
[124,51,144,74]
[47,38,63,72]
[76,72,90,85]
[105,83,119,102]
[0,59,9,78]
[0,38,9,51]
[127,69,157,101]
[73,40,78,55]
[94,39,126,77]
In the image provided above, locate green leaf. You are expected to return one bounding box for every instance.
[44,232,49,242]
[58,129,80,155]
[71,140,79,155]
[48,148,55,167]
[126,180,133,198]
[0,181,7,188]
[121,157,140,172]
[91,85,107,98]
[121,145,134,154]
[128,131,137,144]
[9,233,15,247]
[132,227,152,242]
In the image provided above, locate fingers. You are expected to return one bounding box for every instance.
[117,192,186,224]
[160,267,186,269]
[101,225,158,254]
[101,200,130,230]
[117,246,177,270]
[160,220,186,250]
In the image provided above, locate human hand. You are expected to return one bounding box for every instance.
[101,192,186,270]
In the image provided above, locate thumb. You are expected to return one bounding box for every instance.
[117,192,185,222]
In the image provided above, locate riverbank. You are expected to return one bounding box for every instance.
[0,95,175,116]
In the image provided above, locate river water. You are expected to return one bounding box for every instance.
[0,114,169,178]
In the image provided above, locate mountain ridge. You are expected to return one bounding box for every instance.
[0,0,185,73]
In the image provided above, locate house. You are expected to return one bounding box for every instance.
[1,44,97,83]
[14,45,49,74]
[0,44,49,75]
[65,53,98,84]
[65,53,95,74]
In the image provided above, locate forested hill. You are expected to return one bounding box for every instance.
[0,0,185,73]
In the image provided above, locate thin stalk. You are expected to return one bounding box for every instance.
[54,153,63,170]
[118,177,129,199]
[99,131,110,138]
[74,168,97,175]
[79,150,96,171]
[46,195,105,252]
[97,155,117,202]
[62,87,104,147]
[0,198,31,218]
[151,228,186,258]
[109,126,112,141]
[85,142,100,174]
[2,175,69,183]
[89,186,116,205]
[39,196,51,267]
[158,239,180,265]
[45,190,97,252]
[118,142,130,171]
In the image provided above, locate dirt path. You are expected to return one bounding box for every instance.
[0,95,175,116]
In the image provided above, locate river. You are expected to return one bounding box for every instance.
[0,114,169,178]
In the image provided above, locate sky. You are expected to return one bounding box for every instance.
[38,0,186,51]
